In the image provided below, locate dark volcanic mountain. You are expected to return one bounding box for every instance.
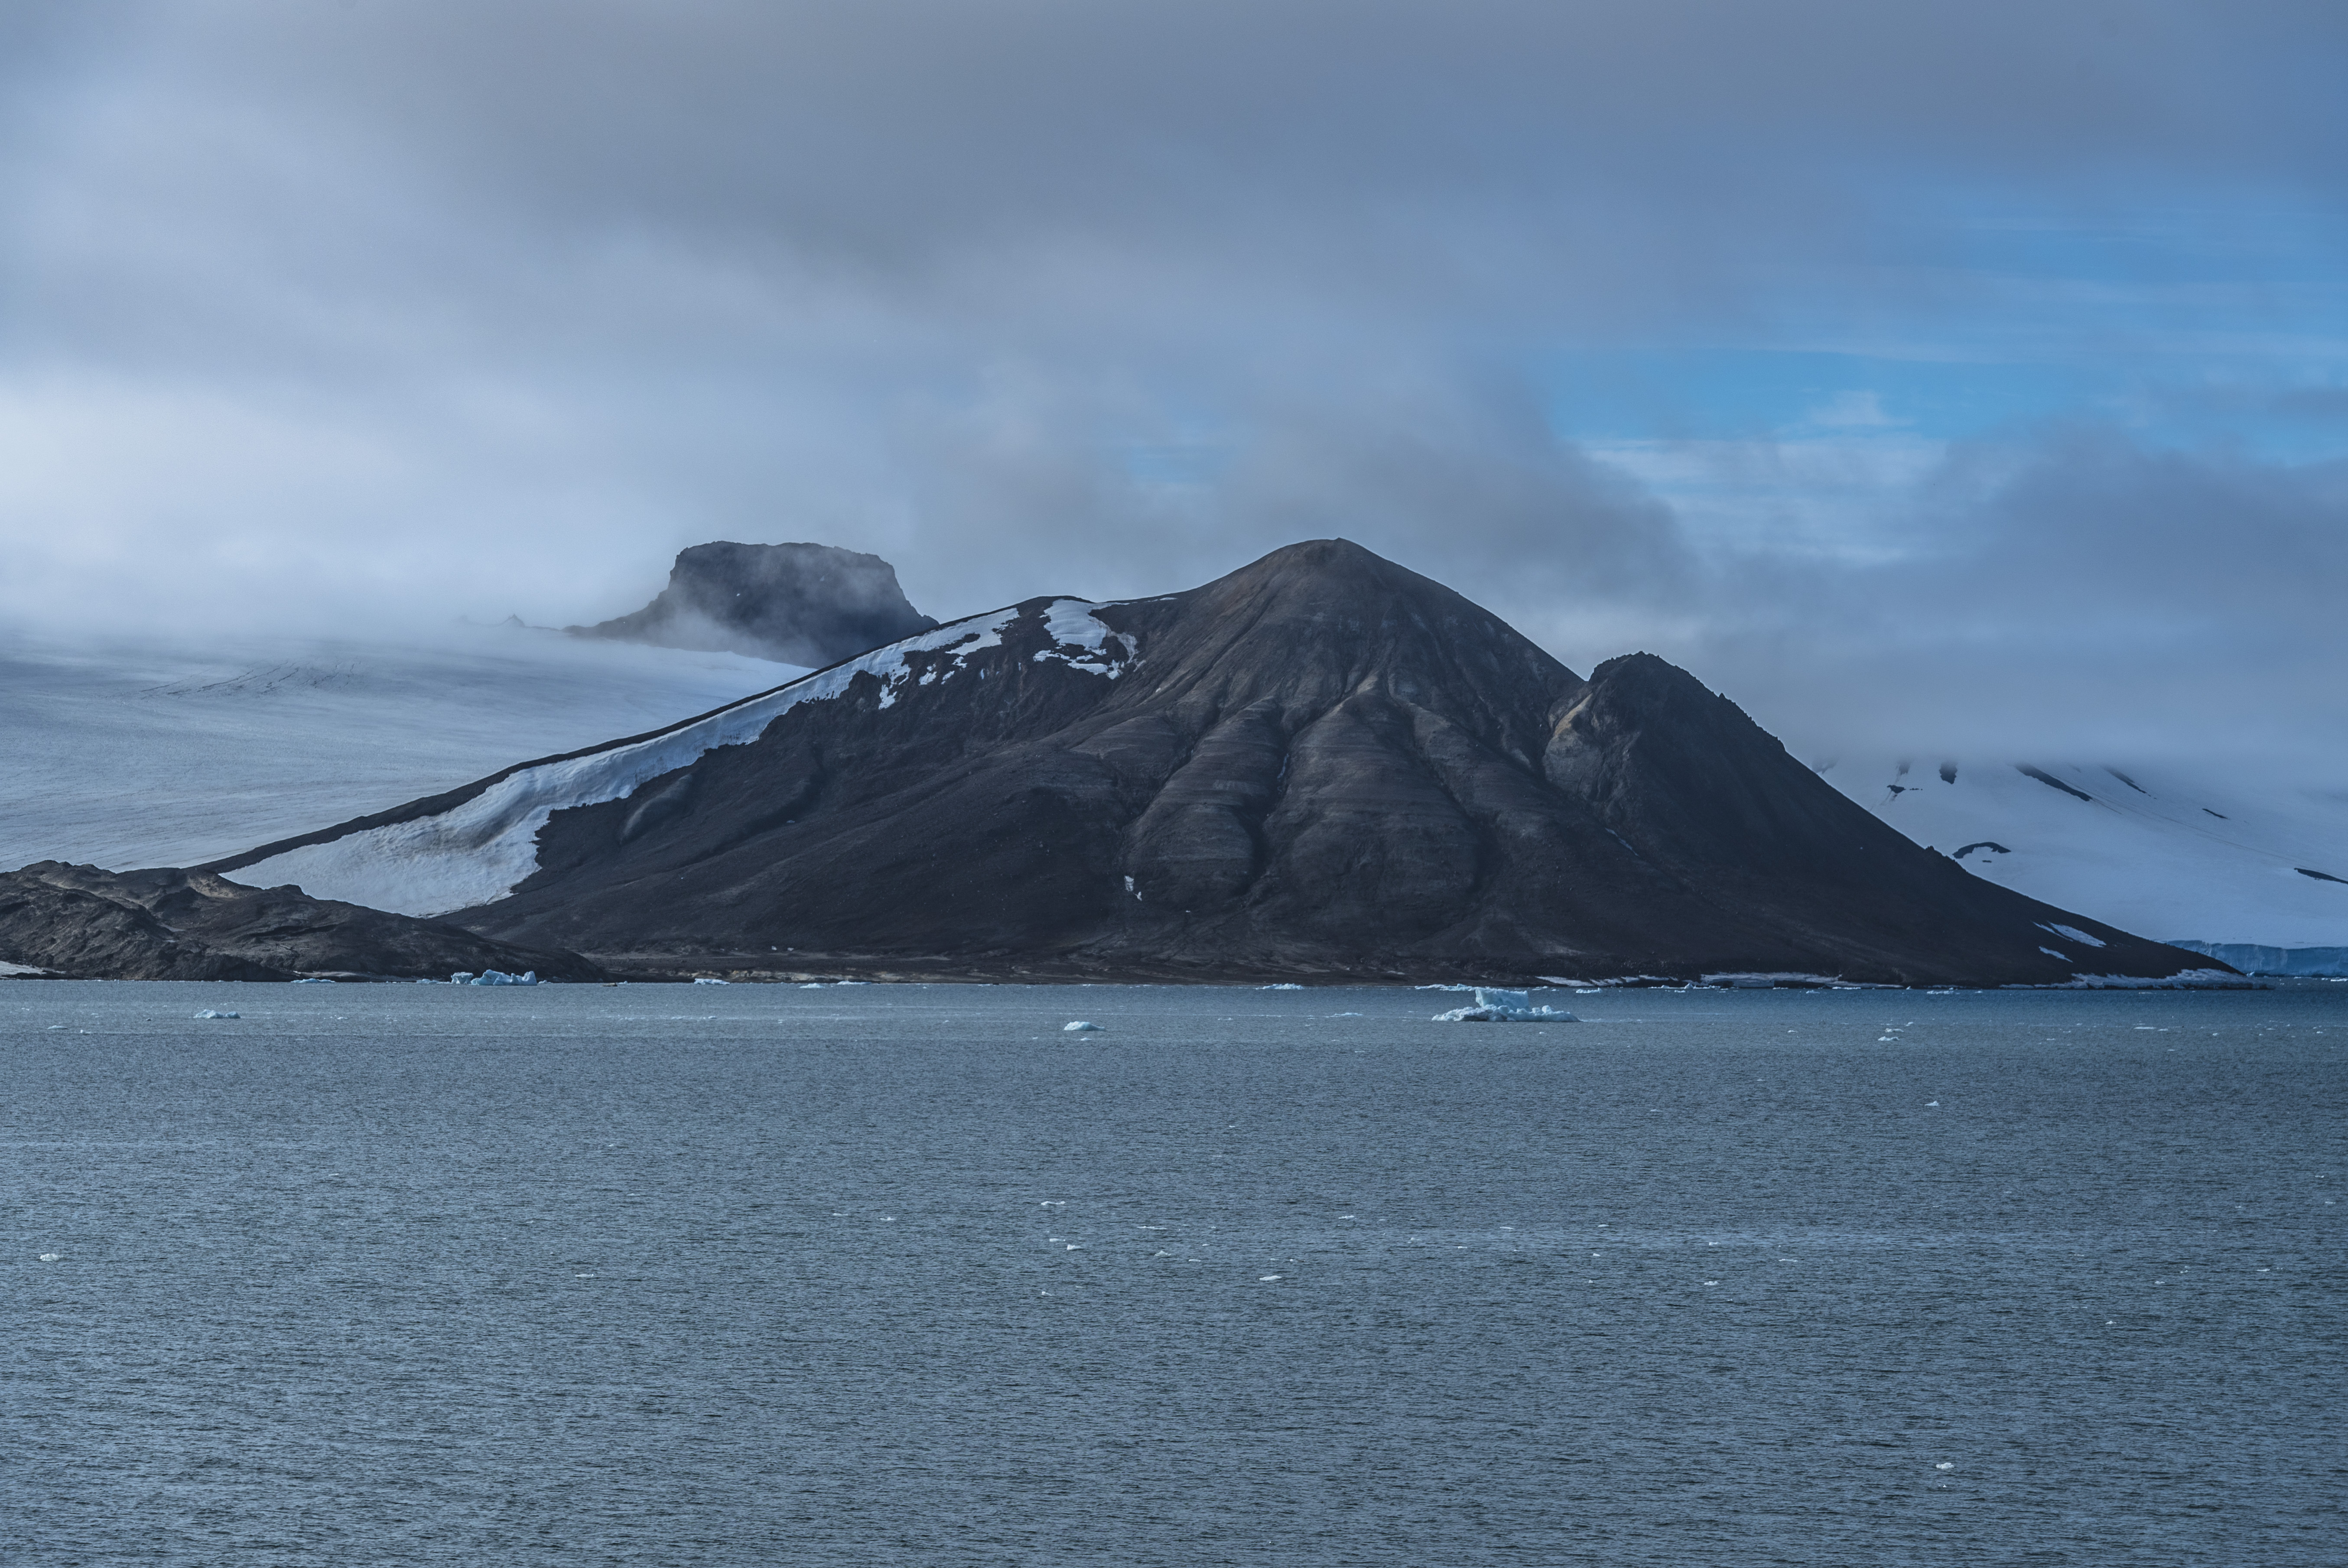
[208,541,2217,986]
[573,541,937,667]
[0,862,601,982]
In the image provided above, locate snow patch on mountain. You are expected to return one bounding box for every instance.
[1033,599,1135,676]
[235,600,1128,917]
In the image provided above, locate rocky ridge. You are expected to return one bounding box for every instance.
[0,862,602,981]
[572,541,936,667]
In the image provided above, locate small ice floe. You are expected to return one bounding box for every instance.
[2033,969,2255,990]
[1327,1011,1365,1017]
[291,976,335,985]
[1065,1244,1082,1251]
[1433,988,1577,1023]
[1259,983,1304,990]
[38,1253,60,1262]
[1700,971,1856,989]
[455,969,538,986]
[1935,1462,1954,1470]
[692,976,729,986]
[1925,1100,1940,1107]
[1259,1274,1281,1281]
[192,1009,239,1019]
[1063,1021,1103,1032]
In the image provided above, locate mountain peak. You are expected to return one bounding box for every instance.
[572,540,937,667]
[1184,537,1484,615]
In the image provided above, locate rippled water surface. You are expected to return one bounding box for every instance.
[7,980,2344,1565]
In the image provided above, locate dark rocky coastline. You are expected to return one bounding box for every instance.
[0,862,601,982]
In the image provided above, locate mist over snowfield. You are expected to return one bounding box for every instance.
[0,623,794,871]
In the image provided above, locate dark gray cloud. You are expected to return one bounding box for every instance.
[1,1,2343,761]
[1667,431,2348,771]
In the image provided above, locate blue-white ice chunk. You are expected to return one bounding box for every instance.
[1433,988,1577,1023]
[458,969,538,986]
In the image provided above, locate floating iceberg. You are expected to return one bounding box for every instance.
[1432,988,1577,1023]
[692,976,729,986]
[454,969,538,986]
[291,976,335,985]
[1063,1020,1104,1032]
[192,1008,239,1019]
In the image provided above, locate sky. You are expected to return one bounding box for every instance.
[2,0,2345,767]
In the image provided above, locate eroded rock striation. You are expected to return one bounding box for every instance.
[0,862,601,981]
[572,541,937,667]
[211,540,2218,986]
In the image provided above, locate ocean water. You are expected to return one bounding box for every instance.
[6,980,2342,1566]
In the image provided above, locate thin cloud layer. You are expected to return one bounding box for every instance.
[0,1,2342,763]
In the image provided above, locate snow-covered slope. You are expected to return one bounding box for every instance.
[1819,758,2348,951]
[222,599,1129,916]
[0,625,798,872]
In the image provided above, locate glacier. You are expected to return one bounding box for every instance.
[2165,942,2348,978]
[1820,756,2348,951]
